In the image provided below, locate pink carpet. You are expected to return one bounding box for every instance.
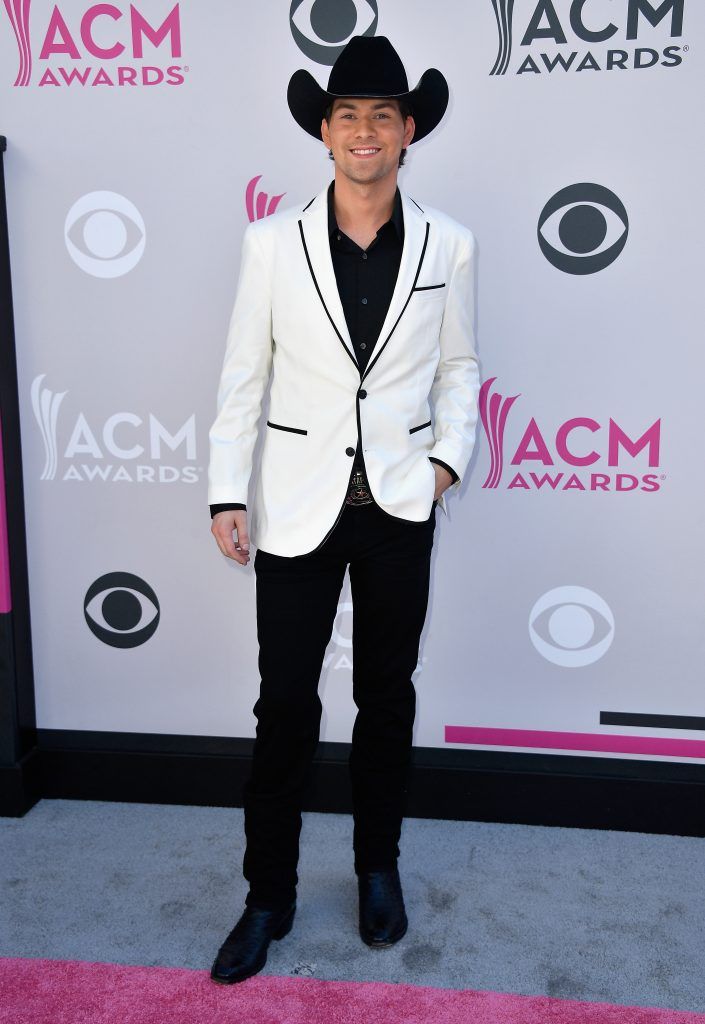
[0,957,702,1023]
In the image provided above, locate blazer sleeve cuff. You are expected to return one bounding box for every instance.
[210,503,247,518]
[428,457,459,484]
[428,440,465,495]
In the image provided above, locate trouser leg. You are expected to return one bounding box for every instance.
[347,503,437,874]
[242,535,348,909]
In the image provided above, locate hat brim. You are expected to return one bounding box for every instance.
[287,67,449,145]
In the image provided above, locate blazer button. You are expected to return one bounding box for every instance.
[345,447,355,456]
[358,389,367,399]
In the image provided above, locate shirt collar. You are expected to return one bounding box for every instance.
[327,180,404,243]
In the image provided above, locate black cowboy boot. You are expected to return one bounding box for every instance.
[210,901,296,984]
[357,866,408,947]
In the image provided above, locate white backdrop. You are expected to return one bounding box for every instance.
[2,0,704,766]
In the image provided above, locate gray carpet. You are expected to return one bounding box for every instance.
[1,799,704,1012]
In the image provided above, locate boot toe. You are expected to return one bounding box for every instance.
[210,902,296,985]
[358,867,408,947]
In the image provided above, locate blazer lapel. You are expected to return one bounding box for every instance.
[297,184,430,381]
[361,188,429,383]
[298,186,358,372]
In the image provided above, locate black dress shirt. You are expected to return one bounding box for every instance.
[330,179,404,378]
[209,182,457,519]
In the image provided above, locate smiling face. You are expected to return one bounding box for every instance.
[320,97,415,187]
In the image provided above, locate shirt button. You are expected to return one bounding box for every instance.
[336,234,341,241]
[362,253,368,260]
[358,389,367,399]
[361,297,368,305]
[360,342,367,349]
[346,447,355,456]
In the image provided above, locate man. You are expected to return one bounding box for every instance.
[208,35,480,984]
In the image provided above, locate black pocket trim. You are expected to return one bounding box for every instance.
[266,420,308,435]
[414,283,446,291]
[409,419,432,434]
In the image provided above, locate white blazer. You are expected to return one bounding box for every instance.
[208,183,481,557]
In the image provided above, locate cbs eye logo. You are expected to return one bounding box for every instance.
[290,0,378,64]
[538,184,628,274]
[529,585,614,667]
[84,572,160,648]
[65,191,146,278]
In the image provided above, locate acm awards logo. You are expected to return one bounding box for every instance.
[290,0,378,64]
[85,572,159,647]
[3,0,186,88]
[31,375,199,486]
[480,377,663,493]
[490,0,686,76]
[246,176,286,222]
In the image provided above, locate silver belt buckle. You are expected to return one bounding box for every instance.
[345,466,374,505]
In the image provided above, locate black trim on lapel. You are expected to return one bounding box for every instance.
[302,196,316,211]
[298,219,360,374]
[360,221,430,385]
[410,197,425,213]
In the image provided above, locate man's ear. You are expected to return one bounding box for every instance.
[403,115,416,148]
[321,118,331,149]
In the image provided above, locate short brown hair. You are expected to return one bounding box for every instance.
[323,97,412,167]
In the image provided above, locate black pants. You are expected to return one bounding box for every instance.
[242,497,438,910]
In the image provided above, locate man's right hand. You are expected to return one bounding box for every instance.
[211,510,250,565]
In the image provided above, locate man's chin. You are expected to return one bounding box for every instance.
[338,162,394,185]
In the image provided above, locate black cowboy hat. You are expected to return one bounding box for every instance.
[287,36,449,145]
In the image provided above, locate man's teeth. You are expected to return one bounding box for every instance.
[352,148,380,154]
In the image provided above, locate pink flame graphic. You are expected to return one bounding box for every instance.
[245,175,285,223]
[479,376,520,489]
[3,0,32,86]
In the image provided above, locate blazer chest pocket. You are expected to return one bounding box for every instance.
[266,420,308,435]
[413,284,446,304]
[411,285,446,321]
[409,419,432,435]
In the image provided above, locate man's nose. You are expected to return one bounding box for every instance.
[355,119,377,137]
